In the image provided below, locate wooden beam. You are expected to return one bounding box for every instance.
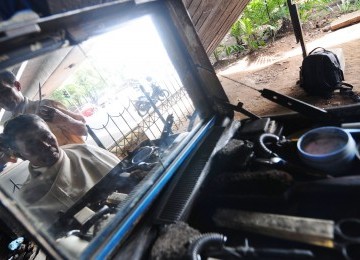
[331,10,360,31]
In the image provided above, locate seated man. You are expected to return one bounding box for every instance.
[2,114,133,223]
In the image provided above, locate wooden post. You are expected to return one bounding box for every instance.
[287,0,307,58]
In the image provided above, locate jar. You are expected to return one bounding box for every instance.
[297,126,356,175]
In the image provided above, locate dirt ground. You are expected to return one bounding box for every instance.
[215,11,360,120]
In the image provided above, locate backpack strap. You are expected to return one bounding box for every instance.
[337,82,360,102]
[308,47,326,56]
[308,47,342,67]
[336,82,353,90]
[308,47,342,66]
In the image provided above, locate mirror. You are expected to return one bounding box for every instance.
[0,13,202,258]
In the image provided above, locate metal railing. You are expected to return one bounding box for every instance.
[86,86,195,159]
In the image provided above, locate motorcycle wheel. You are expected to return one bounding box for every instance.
[158,89,169,101]
[137,102,150,117]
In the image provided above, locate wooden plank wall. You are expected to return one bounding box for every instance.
[183,0,250,55]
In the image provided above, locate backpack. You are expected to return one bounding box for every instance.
[299,47,360,101]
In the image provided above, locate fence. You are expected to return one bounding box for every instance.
[86,85,196,159]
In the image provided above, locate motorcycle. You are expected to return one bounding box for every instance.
[134,84,170,117]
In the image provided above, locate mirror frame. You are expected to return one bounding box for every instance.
[0,1,232,258]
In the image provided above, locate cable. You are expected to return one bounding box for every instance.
[187,233,227,260]
[218,74,261,92]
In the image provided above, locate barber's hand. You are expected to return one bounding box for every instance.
[0,135,17,165]
[0,152,17,164]
[38,105,67,123]
[38,105,56,121]
[39,105,87,136]
[0,142,17,164]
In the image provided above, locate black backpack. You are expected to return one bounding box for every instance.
[300,47,359,101]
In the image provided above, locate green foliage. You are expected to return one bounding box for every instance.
[225,44,245,56]
[337,0,360,13]
[51,63,107,109]
[297,0,329,21]
[216,0,289,58]
[230,20,242,45]
[214,0,360,61]
[270,4,289,22]
[338,2,352,13]
[213,45,225,61]
[243,0,269,25]
[356,0,360,9]
[239,18,260,52]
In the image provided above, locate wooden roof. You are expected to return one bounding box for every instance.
[183,0,250,55]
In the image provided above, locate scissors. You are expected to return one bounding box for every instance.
[333,218,360,260]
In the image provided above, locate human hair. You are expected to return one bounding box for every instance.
[0,70,16,86]
[3,114,46,150]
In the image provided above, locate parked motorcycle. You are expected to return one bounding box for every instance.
[134,84,170,117]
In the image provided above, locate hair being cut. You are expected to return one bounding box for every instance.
[3,114,46,150]
[0,70,16,85]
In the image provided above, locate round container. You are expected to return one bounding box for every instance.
[132,146,156,165]
[297,126,356,175]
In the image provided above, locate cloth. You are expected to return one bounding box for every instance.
[11,97,84,145]
[18,144,120,226]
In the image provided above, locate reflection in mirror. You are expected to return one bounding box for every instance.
[0,15,200,257]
